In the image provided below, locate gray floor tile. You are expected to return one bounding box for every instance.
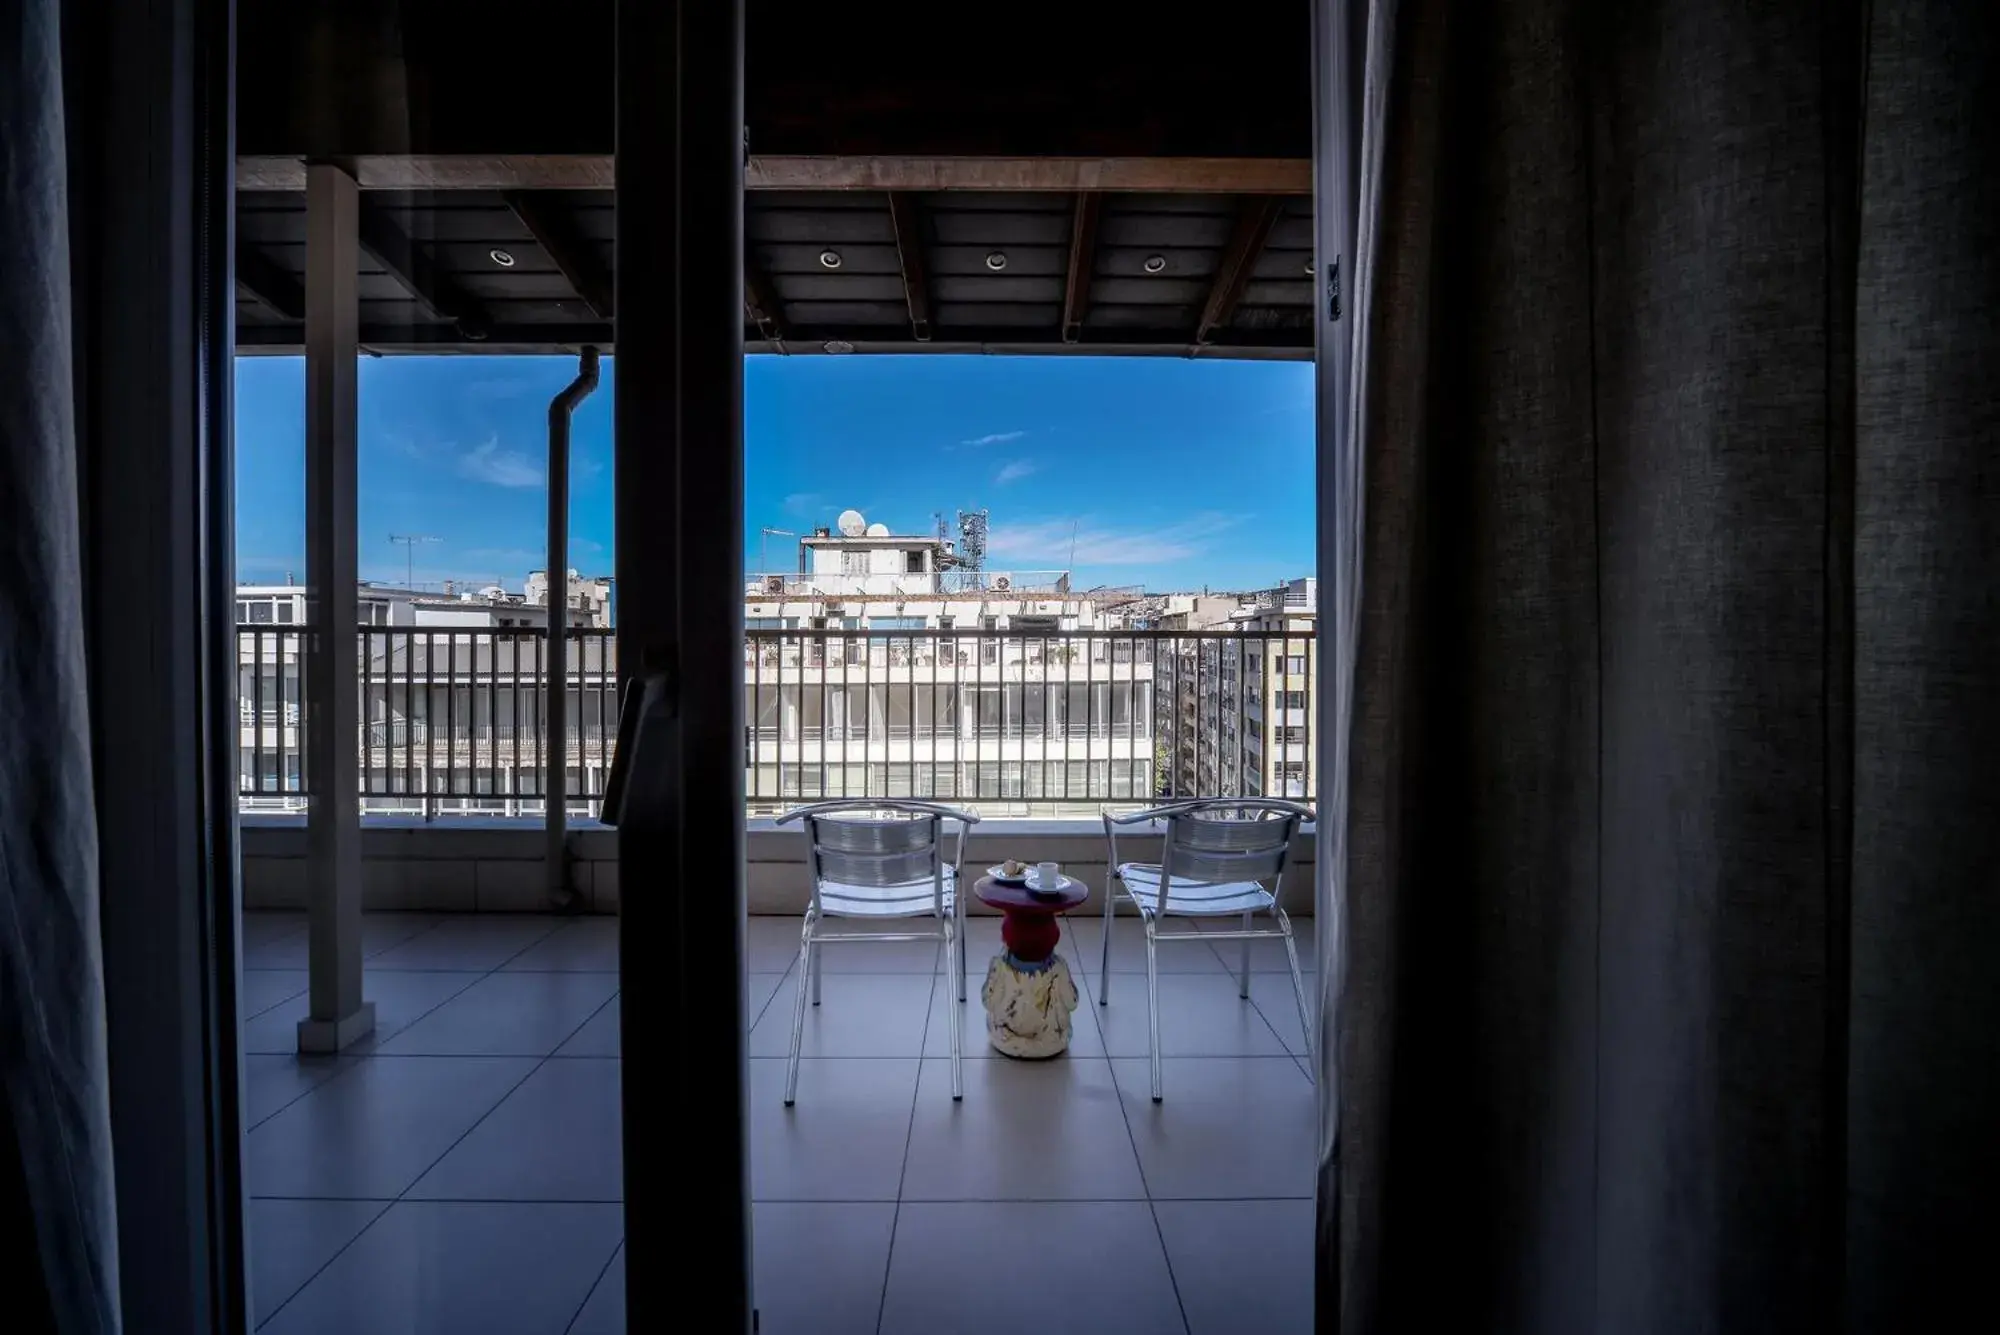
[371,971,619,1056]
[247,1055,538,1199]
[249,1198,388,1327]
[922,961,1108,1060]
[565,1244,624,1335]
[1110,1057,1316,1199]
[244,911,308,948]
[749,973,935,1058]
[550,971,787,1058]
[1066,916,1230,974]
[879,1201,1186,1335]
[1245,971,1319,1059]
[809,932,945,973]
[748,1058,919,1201]
[900,1058,1145,1201]
[409,1059,621,1202]
[245,1055,350,1127]
[258,1201,621,1335]
[246,913,445,970]
[746,915,811,971]
[242,971,483,1056]
[1153,1199,1315,1335]
[245,969,310,1018]
[366,915,562,971]
[553,998,619,1057]
[1198,916,1319,973]
[753,1203,895,1335]
[498,917,618,971]
[1087,972,1292,1058]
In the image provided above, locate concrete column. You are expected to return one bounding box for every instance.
[299,163,374,1052]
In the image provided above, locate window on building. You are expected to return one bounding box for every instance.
[905,550,925,573]
[1280,690,1308,709]
[842,550,868,576]
[248,600,274,623]
[1288,655,1308,675]
[276,601,295,623]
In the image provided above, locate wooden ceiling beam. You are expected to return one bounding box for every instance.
[1061,193,1102,344]
[1196,196,1281,346]
[886,191,933,343]
[237,154,1311,195]
[356,205,493,338]
[235,241,305,321]
[503,191,613,319]
[743,255,787,344]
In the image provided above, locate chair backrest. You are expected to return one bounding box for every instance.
[1159,800,1305,909]
[781,800,971,919]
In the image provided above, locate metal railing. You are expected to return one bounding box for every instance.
[236,626,1316,816]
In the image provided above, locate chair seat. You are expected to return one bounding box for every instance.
[819,867,957,918]
[1115,864,1275,917]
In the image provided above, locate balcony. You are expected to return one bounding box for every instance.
[243,908,1319,1332]
[236,627,1314,825]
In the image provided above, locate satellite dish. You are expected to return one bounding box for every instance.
[865,522,890,537]
[837,509,867,537]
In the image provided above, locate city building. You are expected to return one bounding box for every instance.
[743,511,1156,813]
[235,573,615,814]
[1159,577,1317,800]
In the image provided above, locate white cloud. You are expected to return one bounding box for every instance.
[782,492,826,517]
[994,458,1039,484]
[986,512,1244,567]
[958,430,1025,448]
[456,436,543,488]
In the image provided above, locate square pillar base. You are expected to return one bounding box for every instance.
[297,1000,376,1054]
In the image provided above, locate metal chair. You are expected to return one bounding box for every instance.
[775,799,978,1104]
[1100,799,1315,1100]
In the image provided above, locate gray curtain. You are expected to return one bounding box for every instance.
[1321,0,1999,1330]
[0,0,121,1331]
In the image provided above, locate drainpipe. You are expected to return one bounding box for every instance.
[546,347,601,906]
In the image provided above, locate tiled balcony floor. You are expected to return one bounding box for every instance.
[243,911,1318,1334]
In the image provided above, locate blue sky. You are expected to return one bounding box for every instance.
[235,354,1314,593]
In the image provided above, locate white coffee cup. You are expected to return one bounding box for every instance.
[1036,861,1061,891]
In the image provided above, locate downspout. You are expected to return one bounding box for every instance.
[547,346,601,906]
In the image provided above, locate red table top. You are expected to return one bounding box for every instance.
[973,874,1088,913]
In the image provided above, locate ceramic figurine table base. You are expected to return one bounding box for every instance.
[972,875,1088,1058]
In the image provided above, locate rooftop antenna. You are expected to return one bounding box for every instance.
[388,534,440,590]
[759,526,795,574]
[956,508,989,571]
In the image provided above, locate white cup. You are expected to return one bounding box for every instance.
[1036,861,1061,891]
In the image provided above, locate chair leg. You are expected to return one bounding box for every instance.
[811,936,823,1006]
[1098,869,1116,1004]
[1278,909,1315,1082]
[1145,918,1163,1102]
[946,923,963,1100]
[1239,909,1253,999]
[957,897,968,1003]
[784,925,814,1106]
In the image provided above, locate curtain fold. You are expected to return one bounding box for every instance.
[1320,0,1999,1329]
[0,1,121,1332]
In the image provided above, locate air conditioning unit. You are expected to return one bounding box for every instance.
[992,575,1013,592]
[763,575,784,595]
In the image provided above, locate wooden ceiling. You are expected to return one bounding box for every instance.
[233,1,1315,357]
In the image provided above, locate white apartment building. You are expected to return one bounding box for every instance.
[744,513,1156,812]
[235,573,615,813]
[1161,577,1317,800]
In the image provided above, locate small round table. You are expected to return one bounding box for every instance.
[973,874,1088,1058]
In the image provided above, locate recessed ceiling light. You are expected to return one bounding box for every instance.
[488,248,516,268]
[822,338,855,354]
[1142,254,1167,274]
[984,251,1008,271]
[818,249,843,269]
